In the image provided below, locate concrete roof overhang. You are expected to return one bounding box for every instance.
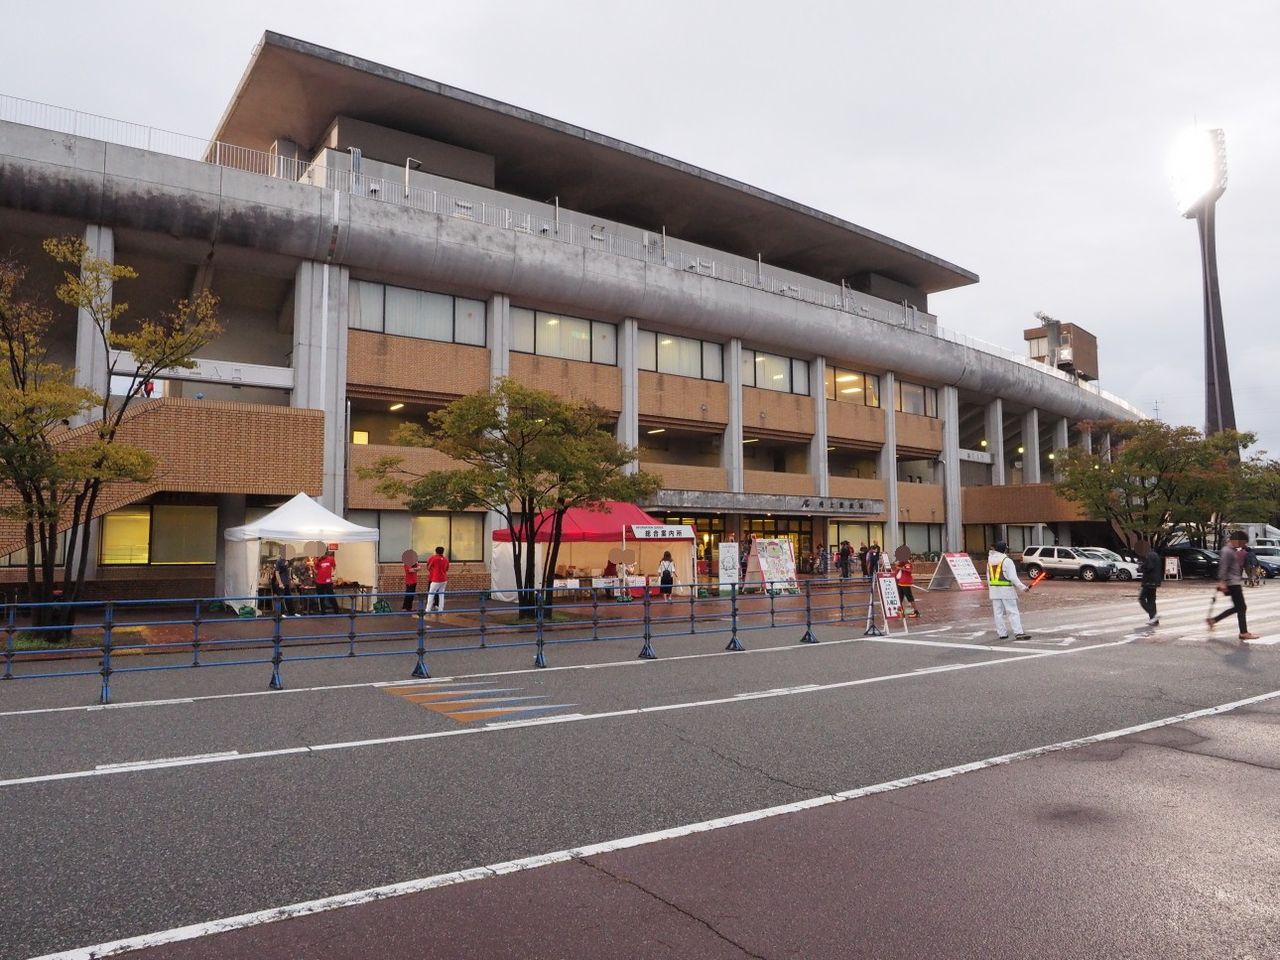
[211,33,978,297]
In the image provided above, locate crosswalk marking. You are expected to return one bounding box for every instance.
[384,683,576,724]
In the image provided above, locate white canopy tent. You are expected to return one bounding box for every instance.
[222,493,379,601]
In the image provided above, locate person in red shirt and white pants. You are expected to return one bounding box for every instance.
[425,546,450,614]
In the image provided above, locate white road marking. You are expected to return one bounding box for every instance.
[33,685,1280,960]
[95,751,238,771]
[0,639,1132,789]
[854,637,1034,653]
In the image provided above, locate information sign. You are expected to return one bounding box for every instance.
[926,552,986,591]
[1164,556,1182,580]
[718,542,740,586]
[876,573,902,620]
[631,524,696,540]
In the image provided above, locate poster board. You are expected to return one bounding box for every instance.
[718,542,740,587]
[876,573,902,620]
[747,539,798,592]
[1164,556,1181,580]
[926,552,986,591]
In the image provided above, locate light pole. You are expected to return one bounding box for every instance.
[1170,128,1234,436]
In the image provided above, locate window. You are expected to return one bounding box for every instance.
[741,349,809,395]
[349,280,486,347]
[352,510,486,563]
[824,366,880,407]
[1027,336,1048,359]
[99,505,218,565]
[637,330,722,380]
[351,430,370,445]
[894,380,938,418]
[2,532,67,567]
[512,307,616,365]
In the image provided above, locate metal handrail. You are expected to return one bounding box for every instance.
[0,92,1143,418]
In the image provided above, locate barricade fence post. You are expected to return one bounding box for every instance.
[688,582,697,634]
[838,576,846,622]
[769,579,776,627]
[863,580,885,637]
[346,599,358,657]
[591,586,599,641]
[800,578,818,644]
[3,601,16,680]
[726,583,744,651]
[638,585,656,659]
[191,598,202,667]
[533,588,547,668]
[479,588,488,648]
[269,596,285,689]
[99,601,114,705]
[412,593,429,678]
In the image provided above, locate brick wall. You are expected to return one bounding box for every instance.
[743,470,817,497]
[347,444,465,510]
[829,476,886,513]
[376,560,490,594]
[0,399,324,555]
[347,331,489,400]
[508,354,621,411]
[826,401,886,445]
[638,372,729,425]
[895,412,943,453]
[640,462,730,492]
[961,483,1085,524]
[743,387,815,437]
[898,482,945,524]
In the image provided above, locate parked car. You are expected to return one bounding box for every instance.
[1248,546,1280,578]
[1077,547,1139,582]
[1020,545,1116,582]
[1159,544,1219,578]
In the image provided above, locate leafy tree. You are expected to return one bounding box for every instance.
[1054,419,1278,550]
[363,378,661,614]
[0,239,220,621]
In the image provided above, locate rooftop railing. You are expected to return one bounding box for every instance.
[0,93,1143,418]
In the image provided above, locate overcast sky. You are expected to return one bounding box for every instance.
[7,1,1277,453]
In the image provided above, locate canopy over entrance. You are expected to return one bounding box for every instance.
[492,501,689,542]
[221,493,378,601]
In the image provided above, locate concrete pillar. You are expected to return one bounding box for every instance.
[941,385,962,552]
[617,318,639,473]
[724,338,744,493]
[1021,409,1041,484]
[1101,431,1112,463]
[878,371,899,548]
[292,260,350,514]
[986,398,1005,486]
[214,494,247,595]
[1052,417,1069,480]
[1081,425,1093,455]
[810,356,829,497]
[72,224,113,424]
[487,293,510,386]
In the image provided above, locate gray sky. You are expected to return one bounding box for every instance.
[8,1,1277,453]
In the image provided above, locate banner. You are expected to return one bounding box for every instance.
[718,541,740,586]
[1163,556,1182,580]
[926,552,986,591]
[749,538,797,592]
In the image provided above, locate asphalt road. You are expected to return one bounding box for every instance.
[2,580,1278,959]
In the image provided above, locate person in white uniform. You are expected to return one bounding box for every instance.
[987,540,1031,641]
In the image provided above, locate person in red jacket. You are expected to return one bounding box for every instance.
[893,557,920,618]
[402,553,419,611]
[425,546,450,613]
[314,549,339,614]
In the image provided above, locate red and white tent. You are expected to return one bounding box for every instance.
[490,501,696,598]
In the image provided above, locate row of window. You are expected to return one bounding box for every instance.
[350,280,939,417]
[93,505,483,566]
[347,511,484,563]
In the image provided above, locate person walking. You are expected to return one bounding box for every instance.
[1208,530,1260,641]
[271,555,298,617]
[857,543,869,577]
[425,546,450,614]
[402,552,420,612]
[1138,542,1163,625]
[658,550,676,602]
[987,539,1030,641]
[892,556,919,618]
[816,542,829,577]
[867,542,882,578]
[314,548,339,614]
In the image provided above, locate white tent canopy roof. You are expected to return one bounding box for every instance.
[224,492,378,543]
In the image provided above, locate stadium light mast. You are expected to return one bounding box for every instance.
[1169,127,1234,436]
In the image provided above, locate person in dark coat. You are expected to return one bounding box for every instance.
[1138,542,1164,625]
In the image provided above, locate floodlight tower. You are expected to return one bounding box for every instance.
[1170,127,1234,435]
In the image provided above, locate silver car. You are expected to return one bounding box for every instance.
[1077,547,1139,582]
[1020,545,1116,582]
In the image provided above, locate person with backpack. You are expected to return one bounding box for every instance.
[657,550,676,602]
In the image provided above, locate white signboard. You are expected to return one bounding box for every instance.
[631,525,696,540]
[876,573,902,620]
[926,552,986,591]
[1164,556,1182,580]
[718,542,740,586]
